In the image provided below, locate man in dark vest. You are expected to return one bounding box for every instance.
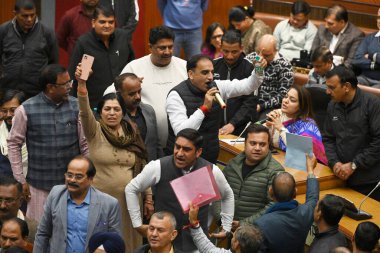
[7,64,89,222]
[165,54,263,163]
[125,128,234,252]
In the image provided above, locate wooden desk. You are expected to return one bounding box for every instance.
[218,135,345,194]
[296,188,380,240]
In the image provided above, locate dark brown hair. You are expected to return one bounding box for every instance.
[289,85,314,121]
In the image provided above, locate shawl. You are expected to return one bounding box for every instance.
[99,118,147,178]
[279,118,328,165]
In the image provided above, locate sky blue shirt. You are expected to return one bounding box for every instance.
[66,189,91,253]
[157,0,208,30]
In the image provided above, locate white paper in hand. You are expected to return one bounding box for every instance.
[285,133,313,171]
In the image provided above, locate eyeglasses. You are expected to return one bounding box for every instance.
[0,197,19,205]
[0,107,17,114]
[64,172,86,181]
[53,79,73,88]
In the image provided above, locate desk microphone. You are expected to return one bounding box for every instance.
[232,121,252,146]
[207,81,226,109]
[343,180,379,220]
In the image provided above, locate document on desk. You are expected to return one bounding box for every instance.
[220,138,245,145]
[285,133,313,171]
[170,166,221,214]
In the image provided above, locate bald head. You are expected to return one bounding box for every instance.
[257,35,277,52]
[256,35,277,63]
[271,172,296,202]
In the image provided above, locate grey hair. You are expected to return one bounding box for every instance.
[151,211,177,230]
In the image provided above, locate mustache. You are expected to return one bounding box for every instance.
[68,182,79,188]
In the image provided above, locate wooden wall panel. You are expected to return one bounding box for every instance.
[0,0,17,24]
[0,0,42,24]
[253,0,378,29]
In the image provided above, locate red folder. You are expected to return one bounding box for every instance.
[170,166,222,214]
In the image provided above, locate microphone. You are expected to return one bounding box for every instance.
[255,117,272,125]
[232,121,252,146]
[207,81,226,109]
[342,180,379,220]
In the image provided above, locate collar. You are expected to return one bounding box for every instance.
[375,30,380,37]
[288,19,309,30]
[333,23,348,37]
[42,92,64,107]
[223,53,245,69]
[148,246,174,253]
[266,200,299,214]
[341,87,359,109]
[127,106,142,117]
[273,52,280,62]
[17,210,24,220]
[67,187,91,205]
[314,226,339,238]
[12,16,39,34]
[186,79,205,96]
[91,29,115,44]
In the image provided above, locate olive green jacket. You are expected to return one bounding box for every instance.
[222,152,284,224]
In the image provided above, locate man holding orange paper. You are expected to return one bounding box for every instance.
[125,128,234,253]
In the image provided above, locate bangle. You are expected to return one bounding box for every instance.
[183,220,200,230]
[199,105,209,115]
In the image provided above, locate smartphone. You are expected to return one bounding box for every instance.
[80,54,94,81]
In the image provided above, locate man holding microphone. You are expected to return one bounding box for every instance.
[165,54,264,163]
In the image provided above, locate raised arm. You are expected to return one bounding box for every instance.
[75,64,98,140]
[216,70,263,100]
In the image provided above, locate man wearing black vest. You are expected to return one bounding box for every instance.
[165,54,263,163]
[125,128,234,253]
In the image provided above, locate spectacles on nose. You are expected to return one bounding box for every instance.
[53,80,73,88]
[0,197,19,205]
[64,172,86,181]
[0,107,17,114]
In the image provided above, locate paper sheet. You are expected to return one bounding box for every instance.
[285,133,313,171]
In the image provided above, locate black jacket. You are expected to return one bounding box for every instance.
[213,54,257,135]
[69,28,134,108]
[0,19,58,96]
[323,88,380,186]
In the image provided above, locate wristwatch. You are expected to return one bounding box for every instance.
[351,162,357,171]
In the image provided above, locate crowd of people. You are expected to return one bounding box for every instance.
[0,0,380,252]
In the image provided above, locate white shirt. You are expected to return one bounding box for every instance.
[329,23,348,53]
[273,19,317,61]
[166,72,263,135]
[104,55,187,146]
[125,159,235,231]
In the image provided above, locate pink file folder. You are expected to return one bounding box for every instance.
[170,166,222,214]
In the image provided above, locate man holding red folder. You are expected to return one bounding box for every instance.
[125,128,234,252]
